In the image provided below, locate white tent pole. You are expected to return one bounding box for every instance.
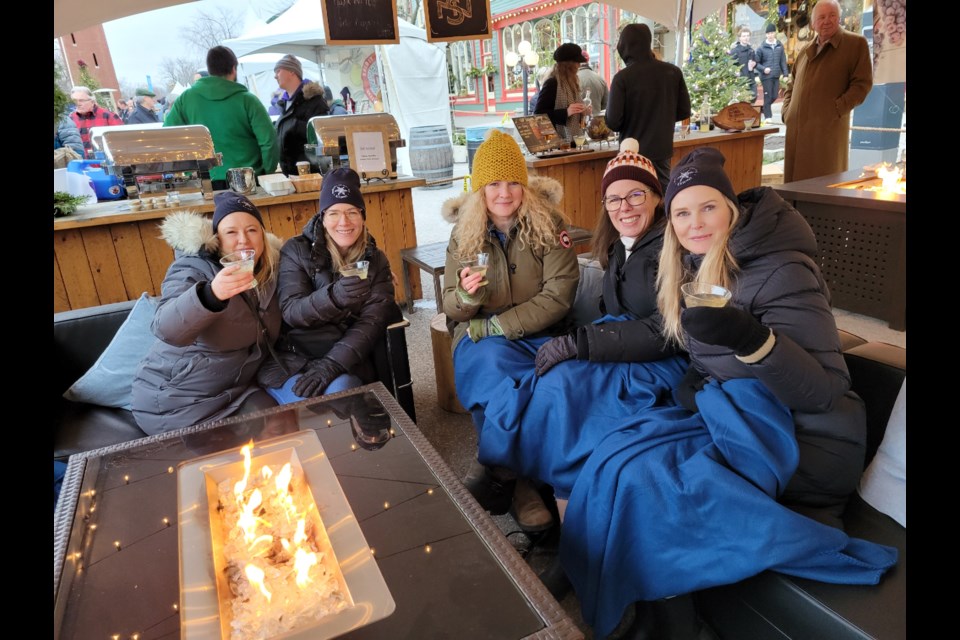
[674,0,690,67]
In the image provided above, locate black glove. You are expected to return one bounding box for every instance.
[330,275,372,312]
[681,306,771,357]
[534,334,578,376]
[292,358,346,398]
[673,364,707,413]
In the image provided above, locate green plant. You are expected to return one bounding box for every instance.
[682,13,753,115]
[76,59,111,110]
[54,191,90,217]
[466,62,497,79]
[453,132,466,146]
[54,61,70,126]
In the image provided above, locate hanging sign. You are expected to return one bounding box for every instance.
[424,0,492,43]
[321,0,399,46]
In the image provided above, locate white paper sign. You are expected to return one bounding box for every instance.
[352,131,388,177]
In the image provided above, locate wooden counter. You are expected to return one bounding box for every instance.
[54,176,426,312]
[773,170,906,330]
[527,127,777,233]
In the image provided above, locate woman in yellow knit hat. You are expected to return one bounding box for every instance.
[441,129,579,533]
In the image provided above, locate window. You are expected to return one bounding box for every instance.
[534,19,556,53]
[560,10,575,42]
[450,41,476,96]
[574,6,588,45]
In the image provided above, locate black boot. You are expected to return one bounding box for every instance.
[537,556,572,601]
[461,459,515,515]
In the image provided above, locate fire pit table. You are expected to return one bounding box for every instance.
[54,383,582,640]
[773,169,906,331]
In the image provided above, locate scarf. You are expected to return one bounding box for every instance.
[553,77,583,142]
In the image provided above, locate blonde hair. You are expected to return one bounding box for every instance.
[657,197,741,345]
[324,227,370,272]
[452,186,566,260]
[252,236,278,296]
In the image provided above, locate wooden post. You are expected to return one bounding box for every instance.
[430,313,467,414]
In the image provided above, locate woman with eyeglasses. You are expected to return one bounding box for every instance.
[257,168,400,403]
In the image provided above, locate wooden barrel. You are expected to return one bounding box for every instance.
[430,313,467,414]
[409,125,453,190]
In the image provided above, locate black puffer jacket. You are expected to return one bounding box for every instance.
[577,222,678,363]
[275,81,329,176]
[257,213,398,389]
[685,186,864,506]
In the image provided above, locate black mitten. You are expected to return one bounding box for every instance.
[674,365,707,413]
[329,275,372,312]
[534,334,578,375]
[681,306,771,357]
[292,358,346,397]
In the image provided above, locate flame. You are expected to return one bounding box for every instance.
[877,164,905,194]
[294,547,318,588]
[244,564,272,602]
[233,443,254,496]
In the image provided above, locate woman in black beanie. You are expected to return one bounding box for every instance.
[257,167,400,402]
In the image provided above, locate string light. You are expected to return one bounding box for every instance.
[383,501,390,510]
[162,517,170,527]
[124,475,130,484]
[113,541,122,551]
[350,443,357,451]
[427,488,434,495]
[172,603,179,611]
[167,467,174,474]
[424,544,432,554]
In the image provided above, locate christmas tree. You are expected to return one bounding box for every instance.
[682,13,753,118]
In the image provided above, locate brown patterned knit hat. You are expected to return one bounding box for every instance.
[470,129,529,192]
[600,138,662,198]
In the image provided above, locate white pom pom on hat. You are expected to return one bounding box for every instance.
[619,138,640,154]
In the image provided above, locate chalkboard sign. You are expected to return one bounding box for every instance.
[322,0,399,46]
[424,0,492,43]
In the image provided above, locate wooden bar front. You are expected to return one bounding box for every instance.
[54,176,426,312]
[527,127,776,233]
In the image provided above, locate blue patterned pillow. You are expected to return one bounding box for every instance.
[63,293,158,410]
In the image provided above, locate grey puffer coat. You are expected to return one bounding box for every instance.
[131,211,282,435]
[257,213,398,389]
[578,221,679,363]
[685,186,865,506]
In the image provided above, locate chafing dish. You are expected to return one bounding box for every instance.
[98,125,223,199]
[305,113,405,179]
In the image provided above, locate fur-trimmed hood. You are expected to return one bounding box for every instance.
[440,175,563,224]
[160,209,282,258]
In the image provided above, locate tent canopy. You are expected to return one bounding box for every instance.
[223,0,450,176]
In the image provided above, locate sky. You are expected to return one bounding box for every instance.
[102,0,264,89]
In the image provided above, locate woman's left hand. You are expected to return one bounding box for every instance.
[210,264,254,301]
[681,306,770,357]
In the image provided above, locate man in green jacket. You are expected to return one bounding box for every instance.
[165,46,280,186]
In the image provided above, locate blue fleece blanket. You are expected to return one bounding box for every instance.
[561,378,898,637]
[456,328,897,638]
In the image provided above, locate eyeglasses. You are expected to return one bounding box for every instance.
[324,208,363,222]
[72,98,94,105]
[602,190,647,211]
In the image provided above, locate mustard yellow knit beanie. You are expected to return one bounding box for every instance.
[470,129,528,192]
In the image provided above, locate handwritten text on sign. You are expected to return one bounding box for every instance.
[322,0,399,45]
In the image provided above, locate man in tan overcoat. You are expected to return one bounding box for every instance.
[782,0,873,182]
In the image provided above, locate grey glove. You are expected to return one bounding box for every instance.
[330,275,372,313]
[534,334,578,375]
[292,358,346,398]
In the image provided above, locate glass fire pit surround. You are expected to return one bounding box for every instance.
[178,430,395,640]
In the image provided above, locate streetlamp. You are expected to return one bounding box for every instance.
[504,40,540,116]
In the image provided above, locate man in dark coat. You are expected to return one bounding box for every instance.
[605,23,691,192]
[274,54,329,176]
[729,26,758,102]
[125,87,161,125]
[755,23,790,121]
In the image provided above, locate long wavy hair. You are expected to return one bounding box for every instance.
[591,193,665,270]
[548,60,581,100]
[324,226,370,273]
[452,185,566,260]
[657,196,741,345]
